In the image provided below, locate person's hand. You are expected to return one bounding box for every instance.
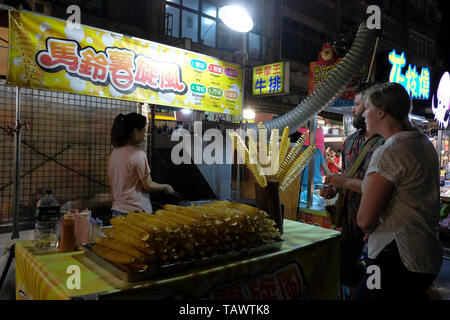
[320,185,338,199]
[325,173,346,189]
[164,184,175,195]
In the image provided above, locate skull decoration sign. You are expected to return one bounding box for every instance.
[432,72,450,129]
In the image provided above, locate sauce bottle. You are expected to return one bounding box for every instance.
[75,212,91,248]
[59,213,76,253]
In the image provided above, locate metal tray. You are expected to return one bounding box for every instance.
[177,199,218,207]
[82,240,283,282]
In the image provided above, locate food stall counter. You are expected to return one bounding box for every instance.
[15,219,341,300]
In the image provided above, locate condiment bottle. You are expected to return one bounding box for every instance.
[59,213,76,253]
[75,212,91,248]
[89,218,103,242]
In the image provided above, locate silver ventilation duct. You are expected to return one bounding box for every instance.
[249,23,377,134]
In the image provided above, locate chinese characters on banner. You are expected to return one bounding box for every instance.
[36,38,188,95]
[252,62,289,96]
[8,10,242,115]
[309,58,369,107]
[388,50,430,100]
[208,263,308,300]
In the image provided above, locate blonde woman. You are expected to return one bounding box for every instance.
[353,83,442,300]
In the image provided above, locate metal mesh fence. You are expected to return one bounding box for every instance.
[0,80,141,231]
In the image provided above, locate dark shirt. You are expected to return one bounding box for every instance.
[342,129,384,231]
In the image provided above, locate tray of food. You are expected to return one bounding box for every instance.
[83,201,282,282]
[83,239,283,282]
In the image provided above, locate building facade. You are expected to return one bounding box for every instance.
[3,0,446,117]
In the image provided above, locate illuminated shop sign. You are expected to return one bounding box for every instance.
[432,72,450,129]
[388,50,430,100]
[252,62,289,96]
[8,10,242,115]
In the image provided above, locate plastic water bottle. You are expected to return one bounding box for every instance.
[34,189,61,250]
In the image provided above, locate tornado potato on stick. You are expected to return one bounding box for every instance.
[246,129,259,165]
[229,131,268,188]
[267,129,280,177]
[276,130,309,179]
[258,125,269,163]
[278,127,290,169]
[280,145,317,191]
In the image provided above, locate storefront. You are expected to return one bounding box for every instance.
[296,46,368,228]
[429,71,450,256]
[0,9,346,301]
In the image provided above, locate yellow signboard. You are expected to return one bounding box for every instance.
[8,10,242,115]
[252,62,289,96]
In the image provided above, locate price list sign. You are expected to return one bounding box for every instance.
[8,10,243,115]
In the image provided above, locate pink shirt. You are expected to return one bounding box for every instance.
[108,146,152,213]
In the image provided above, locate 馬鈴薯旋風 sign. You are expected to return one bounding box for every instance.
[8,10,242,115]
[252,62,289,96]
[388,50,430,100]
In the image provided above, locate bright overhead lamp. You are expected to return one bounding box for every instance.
[181,108,192,115]
[219,5,254,33]
[243,109,256,120]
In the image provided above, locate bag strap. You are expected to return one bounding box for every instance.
[333,135,381,219]
[345,135,380,179]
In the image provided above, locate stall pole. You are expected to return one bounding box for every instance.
[12,87,21,239]
[438,129,443,169]
[236,33,248,200]
[366,32,381,83]
[306,116,317,208]
[149,104,156,172]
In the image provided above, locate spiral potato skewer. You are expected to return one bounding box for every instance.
[280,145,316,191]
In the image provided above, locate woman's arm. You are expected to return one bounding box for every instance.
[108,160,114,202]
[320,161,331,175]
[334,157,342,170]
[326,173,363,193]
[357,172,394,234]
[141,174,174,194]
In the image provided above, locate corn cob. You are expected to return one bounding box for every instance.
[132,211,174,233]
[163,204,209,220]
[155,210,203,227]
[110,216,150,241]
[92,244,136,264]
[95,237,148,261]
[103,227,150,249]
[126,212,161,233]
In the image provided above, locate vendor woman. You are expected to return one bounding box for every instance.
[109,112,175,216]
